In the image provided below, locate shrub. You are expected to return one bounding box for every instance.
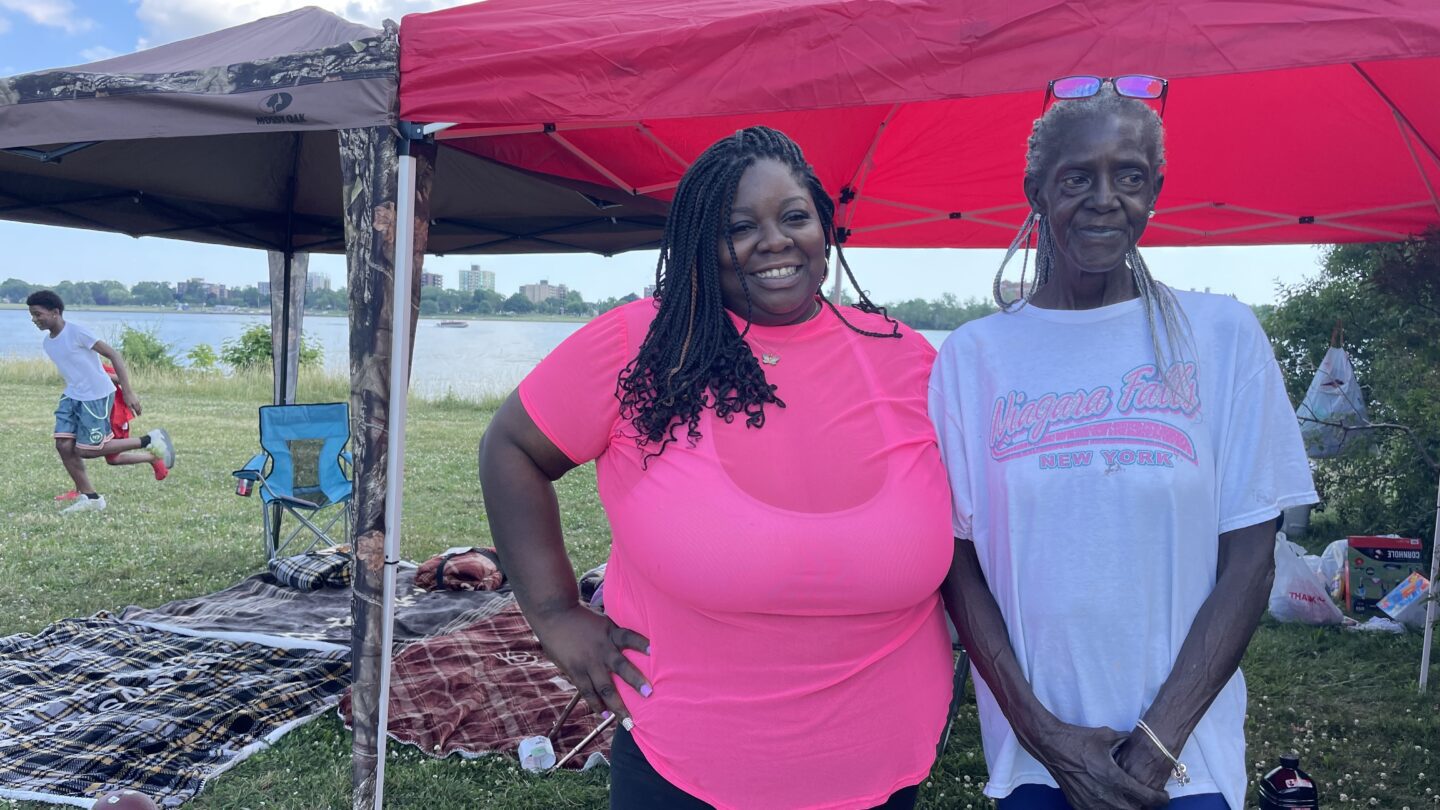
[186,343,219,371]
[220,324,323,370]
[117,325,179,371]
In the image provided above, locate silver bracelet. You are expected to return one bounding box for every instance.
[1134,719,1190,786]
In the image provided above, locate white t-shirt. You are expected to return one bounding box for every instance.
[43,321,113,402]
[928,291,1317,808]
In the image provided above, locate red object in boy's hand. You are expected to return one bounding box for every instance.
[90,790,159,810]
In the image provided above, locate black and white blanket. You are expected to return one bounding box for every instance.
[120,566,512,648]
[0,617,348,808]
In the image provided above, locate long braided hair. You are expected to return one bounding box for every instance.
[994,87,1192,367]
[617,126,898,461]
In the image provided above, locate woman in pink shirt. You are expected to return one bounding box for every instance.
[479,127,955,809]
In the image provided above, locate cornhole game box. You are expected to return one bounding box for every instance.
[1344,536,1425,618]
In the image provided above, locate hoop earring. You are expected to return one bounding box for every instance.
[993,211,1039,309]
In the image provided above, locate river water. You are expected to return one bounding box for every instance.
[1,308,949,400]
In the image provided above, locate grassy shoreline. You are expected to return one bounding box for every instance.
[0,361,1434,808]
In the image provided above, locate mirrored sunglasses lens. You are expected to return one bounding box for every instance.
[1115,75,1164,99]
[1052,76,1102,99]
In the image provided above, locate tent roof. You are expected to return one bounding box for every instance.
[400,0,1440,248]
[0,7,664,256]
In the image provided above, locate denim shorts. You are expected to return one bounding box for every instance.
[54,393,114,449]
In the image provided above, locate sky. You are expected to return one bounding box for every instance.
[0,0,1328,305]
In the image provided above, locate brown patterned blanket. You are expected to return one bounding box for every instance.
[339,600,611,767]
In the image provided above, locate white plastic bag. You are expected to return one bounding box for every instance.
[1318,538,1349,600]
[1269,537,1344,625]
[1296,347,1371,458]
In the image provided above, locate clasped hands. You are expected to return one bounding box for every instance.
[1034,719,1179,810]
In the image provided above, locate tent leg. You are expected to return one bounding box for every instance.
[1419,471,1440,693]
[371,146,419,810]
[338,123,436,810]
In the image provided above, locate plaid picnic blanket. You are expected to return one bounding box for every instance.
[120,566,512,648]
[338,600,612,768]
[268,549,352,590]
[0,617,348,808]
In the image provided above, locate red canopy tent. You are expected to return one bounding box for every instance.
[400,0,1440,249]
[388,0,1440,791]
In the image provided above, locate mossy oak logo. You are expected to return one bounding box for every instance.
[256,92,306,125]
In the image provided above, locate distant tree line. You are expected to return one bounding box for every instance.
[3,276,1012,331]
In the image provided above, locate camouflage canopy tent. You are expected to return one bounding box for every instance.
[0,7,666,808]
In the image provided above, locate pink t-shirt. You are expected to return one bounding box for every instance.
[519,299,954,810]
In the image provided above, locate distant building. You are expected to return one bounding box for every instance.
[307,272,332,292]
[258,281,271,296]
[420,272,445,288]
[643,284,656,298]
[177,277,227,300]
[520,279,568,304]
[998,280,1025,302]
[459,264,496,293]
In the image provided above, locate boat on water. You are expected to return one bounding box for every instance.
[437,320,469,328]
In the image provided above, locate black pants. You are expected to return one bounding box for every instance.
[609,725,921,810]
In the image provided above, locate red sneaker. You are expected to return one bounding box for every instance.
[152,459,170,482]
[54,490,80,501]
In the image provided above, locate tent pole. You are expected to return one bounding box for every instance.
[279,250,292,404]
[1419,471,1440,693]
[371,144,418,809]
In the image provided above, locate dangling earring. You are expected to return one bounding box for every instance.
[993,211,1039,309]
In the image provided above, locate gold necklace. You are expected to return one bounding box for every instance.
[747,300,822,365]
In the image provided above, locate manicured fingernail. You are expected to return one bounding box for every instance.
[621,717,635,731]
[639,684,653,698]
[601,711,612,720]
[644,645,651,655]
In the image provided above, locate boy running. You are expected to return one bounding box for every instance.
[26,290,176,514]
[54,361,170,502]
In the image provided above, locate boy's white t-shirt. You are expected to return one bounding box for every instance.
[928,291,1317,808]
[43,321,114,401]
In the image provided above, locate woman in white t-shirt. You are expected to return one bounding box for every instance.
[928,79,1317,810]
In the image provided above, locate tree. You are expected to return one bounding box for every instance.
[502,292,535,314]
[0,277,33,303]
[1265,230,1440,544]
[884,293,995,330]
[131,281,176,307]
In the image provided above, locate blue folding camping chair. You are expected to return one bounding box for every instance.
[233,402,353,561]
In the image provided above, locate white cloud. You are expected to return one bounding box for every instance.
[0,0,94,34]
[79,45,120,62]
[133,0,470,46]
[0,16,10,35]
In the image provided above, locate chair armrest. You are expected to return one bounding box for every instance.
[233,452,267,481]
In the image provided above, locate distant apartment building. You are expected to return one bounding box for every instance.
[177,277,227,300]
[458,264,496,293]
[420,272,445,288]
[520,279,568,304]
[643,284,656,298]
[258,281,271,296]
[307,272,332,292]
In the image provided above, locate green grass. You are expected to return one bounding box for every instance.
[0,361,1435,809]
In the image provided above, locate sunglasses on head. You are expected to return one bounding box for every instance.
[1042,74,1169,117]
